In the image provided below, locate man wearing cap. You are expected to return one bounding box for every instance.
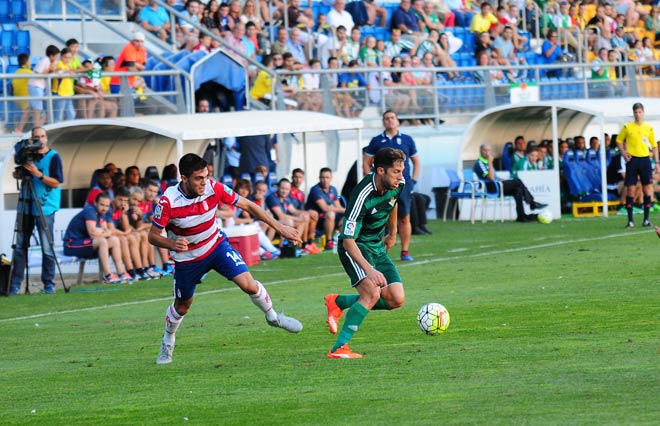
[109,32,147,94]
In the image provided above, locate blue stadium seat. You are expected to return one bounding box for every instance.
[13,29,28,55]
[221,174,233,188]
[10,0,25,22]
[373,27,389,41]
[501,142,513,172]
[0,30,12,55]
[0,0,9,23]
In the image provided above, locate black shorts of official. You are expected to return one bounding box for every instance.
[624,156,652,186]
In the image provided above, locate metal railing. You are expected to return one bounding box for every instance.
[256,59,660,124]
[28,0,126,22]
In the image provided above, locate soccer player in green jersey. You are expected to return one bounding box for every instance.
[325,147,407,359]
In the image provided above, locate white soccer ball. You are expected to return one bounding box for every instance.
[538,209,553,224]
[417,303,450,335]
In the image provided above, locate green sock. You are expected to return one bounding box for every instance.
[372,297,391,310]
[331,302,369,352]
[336,294,359,310]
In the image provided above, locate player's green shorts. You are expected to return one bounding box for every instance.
[338,240,402,287]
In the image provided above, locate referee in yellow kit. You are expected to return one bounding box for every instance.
[617,102,658,228]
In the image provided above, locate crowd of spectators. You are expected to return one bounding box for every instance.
[71,154,347,276]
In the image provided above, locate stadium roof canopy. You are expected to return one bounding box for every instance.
[1,111,364,204]
[459,98,660,217]
[459,97,660,166]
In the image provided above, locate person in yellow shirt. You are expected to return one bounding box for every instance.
[11,53,32,134]
[469,2,499,35]
[617,102,658,228]
[55,47,76,122]
[249,54,274,103]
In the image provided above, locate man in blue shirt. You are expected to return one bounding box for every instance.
[390,0,421,36]
[363,110,419,261]
[305,167,346,250]
[9,127,63,295]
[139,0,171,41]
[63,192,127,284]
[541,29,563,78]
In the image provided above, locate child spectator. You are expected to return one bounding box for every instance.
[12,53,33,134]
[27,45,60,130]
[54,47,76,122]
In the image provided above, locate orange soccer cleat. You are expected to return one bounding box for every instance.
[327,344,363,359]
[324,293,344,334]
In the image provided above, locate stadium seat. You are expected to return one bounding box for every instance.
[221,174,234,188]
[13,29,28,55]
[0,30,12,55]
[501,142,513,172]
[10,0,25,22]
[0,0,9,23]
[443,168,484,224]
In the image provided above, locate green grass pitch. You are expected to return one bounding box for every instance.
[2,215,660,425]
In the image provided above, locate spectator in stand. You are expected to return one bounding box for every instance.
[272,27,290,56]
[541,29,563,78]
[12,54,32,135]
[607,49,627,96]
[27,45,60,130]
[224,22,248,66]
[412,0,440,33]
[97,56,119,117]
[216,2,232,35]
[250,54,275,105]
[423,1,453,29]
[266,178,321,254]
[63,192,128,284]
[552,1,579,52]
[227,0,242,28]
[191,33,212,53]
[368,55,411,114]
[589,47,616,98]
[470,2,499,36]
[327,56,342,115]
[54,47,76,122]
[300,59,322,112]
[238,134,271,176]
[87,168,115,205]
[384,28,416,58]
[475,49,505,82]
[360,0,387,27]
[416,29,459,79]
[360,36,379,66]
[475,31,513,80]
[588,6,613,41]
[346,27,362,63]
[179,0,201,50]
[338,59,370,117]
[493,26,527,79]
[327,0,355,31]
[447,0,475,28]
[320,25,350,67]
[287,27,308,65]
[306,167,345,250]
[139,0,171,41]
[241,0,263,31]
[110,32,147,94]
[76,59,106,119]
[611,25,630,55]
[284,0,315,30]
[391,0,422,39]
[201,1,221,36]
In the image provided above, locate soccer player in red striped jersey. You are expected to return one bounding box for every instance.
[149,153,303,365]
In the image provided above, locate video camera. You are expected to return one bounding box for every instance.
[13,137,44,166]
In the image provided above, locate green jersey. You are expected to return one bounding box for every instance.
[340,172,404,245]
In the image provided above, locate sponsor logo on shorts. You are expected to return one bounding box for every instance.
[344,220,356,236]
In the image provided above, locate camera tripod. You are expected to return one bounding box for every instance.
[11,171,69,294]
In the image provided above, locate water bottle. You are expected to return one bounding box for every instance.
[332,232,339,254]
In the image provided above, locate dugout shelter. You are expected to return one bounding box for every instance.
[458,98,660,219]
[0,111,364,257]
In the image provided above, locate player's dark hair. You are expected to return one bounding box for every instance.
[18,53,29,67]
[114,186,130,199]
[382,110,397,120]
[277,178,291,187]
[45,45,60,57]
[95,192,111,203]
[292,168,304,177]
[633,102,644,111]
[125,165,140,176]
[319,167,332,176]
[374,147,406,171]
[179,153,207,178]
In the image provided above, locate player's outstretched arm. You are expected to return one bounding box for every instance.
[238,196,301,245]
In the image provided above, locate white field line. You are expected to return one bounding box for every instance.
[0,229,649,323]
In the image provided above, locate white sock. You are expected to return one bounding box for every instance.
[250,281,277,322]
[258,228,278,253]
[163,303,184,344]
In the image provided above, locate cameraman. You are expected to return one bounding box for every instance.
[9,127,63,295]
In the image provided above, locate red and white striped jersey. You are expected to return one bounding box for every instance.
[152,178,239,263]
